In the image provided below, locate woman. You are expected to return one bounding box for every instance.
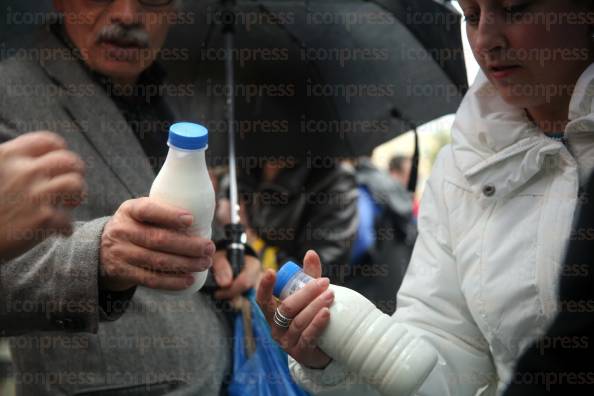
[256,0,594,394]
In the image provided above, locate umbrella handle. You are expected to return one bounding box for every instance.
[407,128,419,194]
[225,223,245,278]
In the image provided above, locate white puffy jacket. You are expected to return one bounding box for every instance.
[290,65,594,396]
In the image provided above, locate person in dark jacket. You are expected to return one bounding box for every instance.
[504,174,594,396]
[216,159,359,286]
[347,158,416,314]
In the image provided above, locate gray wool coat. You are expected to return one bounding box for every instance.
[0,28,231,396]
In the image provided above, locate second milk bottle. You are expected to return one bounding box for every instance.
[274,261,438,396]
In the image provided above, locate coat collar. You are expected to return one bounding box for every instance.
[34,26,156,198]
[451,64,594,202]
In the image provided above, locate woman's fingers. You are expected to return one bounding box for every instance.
[283,289,334,350]
[280,277,330,318]
[255,267,333,369]
[303,250,322,279]
[299,307,331,349]
[294,308,333,369]
[256,269,277,323]
[272,277,330,339]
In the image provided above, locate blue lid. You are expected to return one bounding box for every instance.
[168,122,208,150]
[273,261,302,298]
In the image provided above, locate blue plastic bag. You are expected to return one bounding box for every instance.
[228,291,310,396]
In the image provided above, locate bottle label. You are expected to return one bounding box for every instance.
[280,273,313,300]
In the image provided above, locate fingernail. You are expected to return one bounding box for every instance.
[323,290,334,301]
[205,242,216,256]
[185,276,195,286]
[317,278,329,287]
[179,214,193,227]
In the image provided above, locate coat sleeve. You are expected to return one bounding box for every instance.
[290,148,498,395]
[0,120,112,336]
[297,164,359,285]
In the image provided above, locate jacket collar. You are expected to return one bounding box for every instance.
[34,25,156,197]
[451,64,594,202]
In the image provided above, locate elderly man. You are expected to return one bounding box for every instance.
[0,0,259,394]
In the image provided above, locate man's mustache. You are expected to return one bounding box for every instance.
[96,24,150,48]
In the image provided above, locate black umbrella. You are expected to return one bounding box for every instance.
[1,0,468,162]
[167,0,467,162]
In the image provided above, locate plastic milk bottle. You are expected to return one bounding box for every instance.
[274,261,438,396]
[150,122,215,295]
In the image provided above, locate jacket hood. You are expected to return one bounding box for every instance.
[451,64,594,202]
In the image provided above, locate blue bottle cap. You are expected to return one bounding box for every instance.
[273,261,302,298]
[168,122,208,150]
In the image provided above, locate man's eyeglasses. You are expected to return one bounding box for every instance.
[90,0,175,7]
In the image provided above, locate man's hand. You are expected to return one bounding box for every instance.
[0,131,86,262]
[212,250,262,300]
[99,197,216,292]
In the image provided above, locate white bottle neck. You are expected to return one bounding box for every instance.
[165,145,207,164]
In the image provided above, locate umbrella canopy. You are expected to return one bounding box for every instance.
[0,0,468,161]
[165,0,468,162]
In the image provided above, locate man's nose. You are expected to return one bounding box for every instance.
[107,0,143,26]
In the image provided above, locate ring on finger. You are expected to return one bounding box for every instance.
[273,306,293,329]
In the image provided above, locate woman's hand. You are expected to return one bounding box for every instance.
[256,250,334,369]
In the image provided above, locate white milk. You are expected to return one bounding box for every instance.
[274,262,438,396]
[149,122,215,295]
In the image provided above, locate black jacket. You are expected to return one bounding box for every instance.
[237,162,359,285]
[504,175,594,396]
[346,159,416,314]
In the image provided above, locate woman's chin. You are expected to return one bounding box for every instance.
[496,88,543,110]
